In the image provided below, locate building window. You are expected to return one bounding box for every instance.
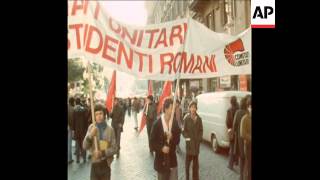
[174,1,178,18]
[178,0,182,16]
[231,0,236,19]
[209,78,218,91]
[221,0,228,26]
[182,0,187,12]
[206,10,215,31]
[231,75,238,90]
[247,75,251,91]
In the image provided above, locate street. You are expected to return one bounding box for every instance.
[68,111,240,180]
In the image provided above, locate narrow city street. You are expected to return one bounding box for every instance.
[68,111,240,180]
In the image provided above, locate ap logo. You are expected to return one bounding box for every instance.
[251,0,275,28]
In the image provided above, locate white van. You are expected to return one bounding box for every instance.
[196,91,251,153]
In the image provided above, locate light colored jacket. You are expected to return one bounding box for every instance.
[240,113,251,143]
[83,123,117,166]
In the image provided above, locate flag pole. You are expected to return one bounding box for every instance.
[168,17,190,140]
[87,60,99,152]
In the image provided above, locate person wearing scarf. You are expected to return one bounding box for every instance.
[150,97,181,180]
[83,104,117,180]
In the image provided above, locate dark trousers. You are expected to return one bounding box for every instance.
[113,127,121,153]
[228,141,238,168]
[157,170,170,180]
[75,138,86,162]
[186,154,199,180]
[90,161,111,180]
[146,121,153,151]
[239,156,245,180]
[128,107,131,117]
[244,142,251,180]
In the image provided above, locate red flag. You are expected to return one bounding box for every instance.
[139,80,152,133]
[157,81,172,115]
[138,113,147,133]
[105,71,116,113]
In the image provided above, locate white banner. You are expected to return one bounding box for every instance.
[68,0,251,80]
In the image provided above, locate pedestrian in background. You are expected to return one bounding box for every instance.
[233,96,249,180]
[227,96,239,170]
[240,96,251,180]
[73,97,89,163]
[68,97,75,164]
[132,97,140,131]
[182,101,203,180]
[110,98,125,158]
[127,97,131,117]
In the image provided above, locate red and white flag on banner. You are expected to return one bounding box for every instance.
[105,70,116,113]
[157,81,172,115]
[139,81,153,133]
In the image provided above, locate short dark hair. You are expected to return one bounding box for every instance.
[75,98,81,105]
[188,100,197,110]
[230,96,238,107]
[94,104,107,117]
[162,97,173,113]
[69,97,75,106]
[240,96,248,110]
[147,95,153,102]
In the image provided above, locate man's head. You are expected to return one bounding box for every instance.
[230,96,238,107]
[162,97,174,118]
[114,97,118,105]
[147,95,153,104]
[69,97,75,106]
[94,104,106,123]
[188,100,197,115]
[240,96,249,110]
[75,98,81,105]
